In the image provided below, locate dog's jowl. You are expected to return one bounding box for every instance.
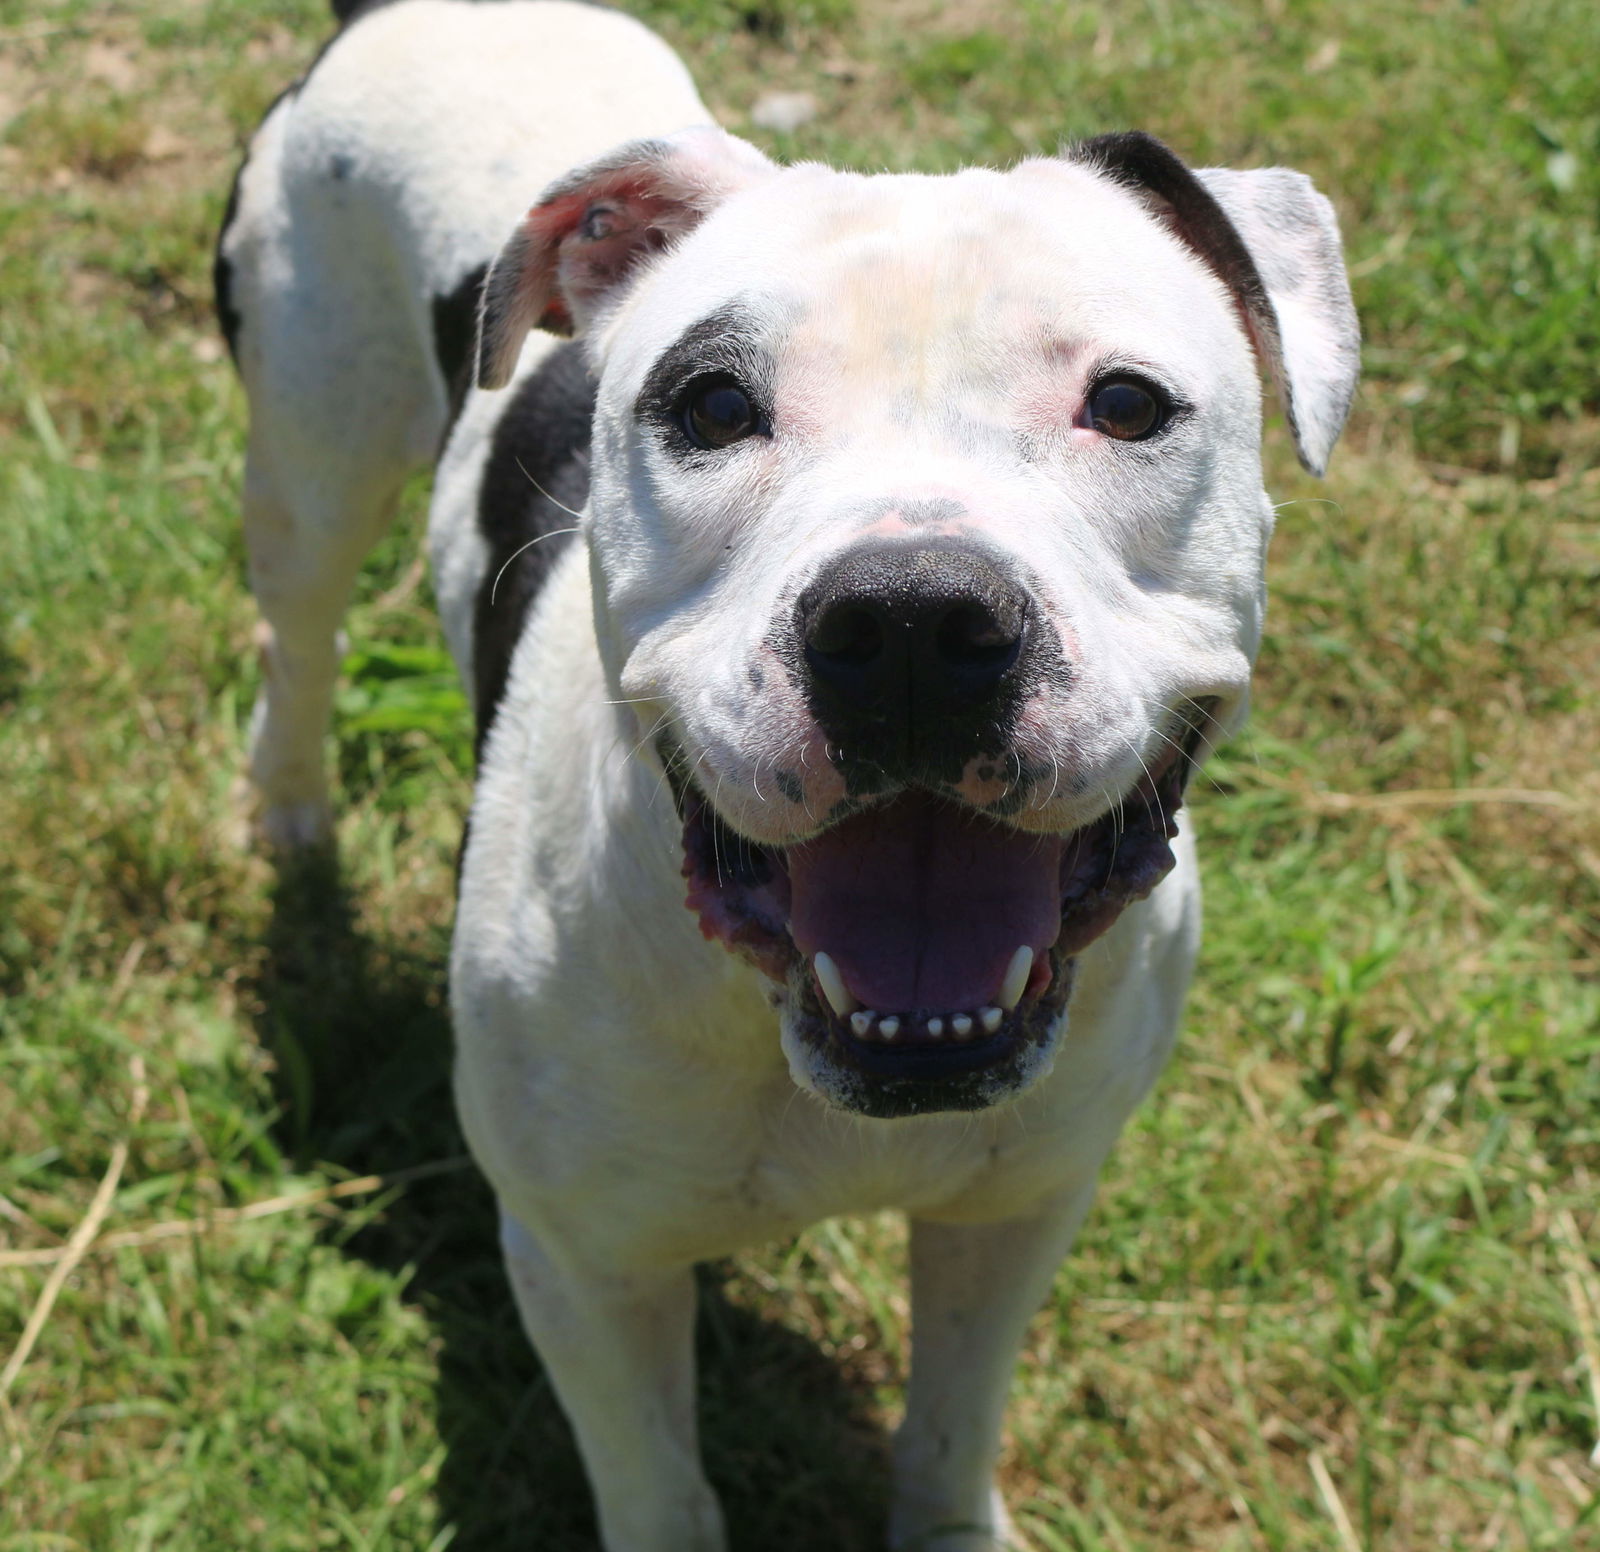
[222,3,1359,1547]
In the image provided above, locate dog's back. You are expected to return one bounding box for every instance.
[218,0,708,845]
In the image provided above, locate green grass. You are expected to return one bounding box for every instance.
[1,0,1597,1548]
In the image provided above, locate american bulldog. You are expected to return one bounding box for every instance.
[218,3,1359,1546]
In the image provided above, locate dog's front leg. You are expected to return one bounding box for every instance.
[892,1186,1098,1552]
[499,1211,725,1552]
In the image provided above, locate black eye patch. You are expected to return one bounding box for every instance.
[636,300,775,457]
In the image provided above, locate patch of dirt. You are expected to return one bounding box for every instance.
[82,39,141,93]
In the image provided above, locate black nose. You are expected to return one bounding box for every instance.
[797,541,1030,783]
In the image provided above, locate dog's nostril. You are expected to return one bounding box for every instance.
[808,602,884,667]
[935,602,1022,673]
[796,543,1035,779]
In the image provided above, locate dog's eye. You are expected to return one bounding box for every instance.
[1086,376,1168,441]
[679,376,762,450]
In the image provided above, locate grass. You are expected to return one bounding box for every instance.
[1,0,1597,1547]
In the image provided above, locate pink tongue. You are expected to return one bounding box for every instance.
[787,793,1063,1012]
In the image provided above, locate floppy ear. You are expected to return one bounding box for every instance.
[476,126,777,389]
[1072,132,1360,476]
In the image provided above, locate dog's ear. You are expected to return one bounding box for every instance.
[1071,132,1360,476]
[476,126,776,389]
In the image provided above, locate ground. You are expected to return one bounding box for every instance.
[1,0,1598,1548]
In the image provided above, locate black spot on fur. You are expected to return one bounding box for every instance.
[331,0,606,18]
[328,0,401,24]
[636,301,773,456]
[472,342,595,755]
[430,262,489,437]
[213,162,246,363]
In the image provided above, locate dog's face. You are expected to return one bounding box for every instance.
[479,130,1359,1118]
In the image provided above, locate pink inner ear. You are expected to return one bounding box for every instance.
[480,129,773,382]
[561,191,678,322]
[519,189,594,333]
[527,171,698,334]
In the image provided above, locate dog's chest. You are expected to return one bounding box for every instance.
[564,1083,1103,1267]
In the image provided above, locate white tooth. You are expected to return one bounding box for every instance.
[850,1010,874,1038]
[814,952,858,1018]
[878,1016,900,1040]
[980,1007,1003,1034]
[951,1014,973,1038]
[926,1017,944,1038]
[1000,946,1033,1012]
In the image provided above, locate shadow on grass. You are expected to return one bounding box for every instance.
[251,849,890,1551]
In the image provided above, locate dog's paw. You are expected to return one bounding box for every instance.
[229,768,336,854]
[989,1487,1023,1551]
[890,1486,1028,1552]
[234,777,331,850]
[257,797,336,853]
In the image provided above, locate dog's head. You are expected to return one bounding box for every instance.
[477,127,1359,1118]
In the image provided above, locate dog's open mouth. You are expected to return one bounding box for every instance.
[673,705,1215,1117]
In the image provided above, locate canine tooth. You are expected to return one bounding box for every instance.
[850,1010,874,1038]
[878,1016,900,1040]
[813,952,858,1018]
[1000,946,1033,1012]
[951,1014,973,1038]
[980,1006,1003,1034]
[926,1017,944,1038]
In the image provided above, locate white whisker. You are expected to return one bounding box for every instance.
[1147,708,1227,798]
[1272,495,1345,518]
[488,525,580,606]
[514,456,587,521]
[710,759,730,888]
[621,710,671,773]
[1115,726,1163,831]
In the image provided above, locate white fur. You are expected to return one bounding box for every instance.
[448,158,1260,1552]
[230,6,1357,1548]
[222,0,707,842]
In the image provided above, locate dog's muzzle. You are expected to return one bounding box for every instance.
[664,536,1219,1117]
[672,718,1208,1119]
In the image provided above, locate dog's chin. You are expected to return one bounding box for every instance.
[673,707,1213,1119]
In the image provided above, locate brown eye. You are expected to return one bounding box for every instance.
[1087,377,1168,441]
[680,376,761,449]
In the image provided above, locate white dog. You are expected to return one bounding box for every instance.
[218,2,1359,1547]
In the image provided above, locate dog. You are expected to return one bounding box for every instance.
[218,2,1360,1546]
